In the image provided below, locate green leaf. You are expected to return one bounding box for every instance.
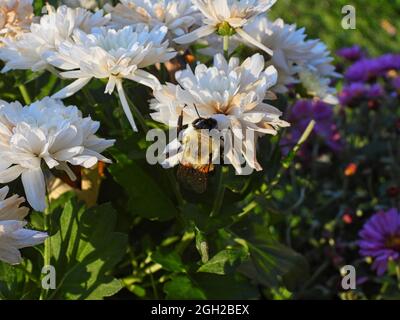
[193,273,259,299]
[152,249,186,273]
[233,217,309,288]
[237,229,309,288]
[109,152,178,221]
[164,275,206,300]
[244,240,308,288]
[0,261,38,299]
[198,248,248,275]
[45,195,127,300]
[164,273,258,300]
[195,227,209,263]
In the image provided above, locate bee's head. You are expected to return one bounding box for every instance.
[192,117,218,130]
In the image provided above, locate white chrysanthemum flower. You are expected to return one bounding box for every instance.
[0,97,115,212]
[297,68,337,104]
[245,17,340,104]
[0,220,47,264]
[0,186,28,221]
[0,5,110,72]
[46,24,176,131]
[296,41,340,104]
[0,0,34,43]
[105,0,201,45]
[150,53,289,174]
[243,16,340,103]
[174,0,276,55]
[201,16,340,103]
[0,185,47,265]
[241,16,318,93]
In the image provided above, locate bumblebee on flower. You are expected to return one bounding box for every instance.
[150,52,289,178]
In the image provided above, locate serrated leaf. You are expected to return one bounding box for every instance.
[45,194,127,300]
[198,248,248,275]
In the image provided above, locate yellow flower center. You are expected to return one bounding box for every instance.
[385,235,400,250]
[216,21,236,37]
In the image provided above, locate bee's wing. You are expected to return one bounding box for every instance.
[181,129,216,167]
[177,129,214,194]
[177,164,209,194]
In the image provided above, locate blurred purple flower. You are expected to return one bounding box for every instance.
[339,83,366,106]
[339,83,384,106]
[392,77,400,92]
[367,83,384,98]
[345,59,381,82]
[377,54,400,71]
[359,208,400,276]
[345,54,400,83]
[281,100,344,158]
[337,46,365,62]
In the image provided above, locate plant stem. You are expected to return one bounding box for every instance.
[266,120,315,195]
[296,260,330,298]
[40,177,52,300]
[39,210,50,300]
[149,272,159,299]
[18,84,31,105]
[210,167,226,217]
[223,36,229,60]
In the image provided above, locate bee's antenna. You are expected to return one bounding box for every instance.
[193,104,201,118]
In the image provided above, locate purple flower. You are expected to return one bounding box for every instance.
[392,77,400,92]
[345,54,400,83]
[345,59,382,82]
[376,54,400,71]
[337,46,365,61]
[339,83,384,106]
[367,83,384,98]
[339,83,366,106]
[281,100,344,158]
[359,208,400,276]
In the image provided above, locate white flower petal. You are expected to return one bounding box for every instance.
[0,244,22,265]
[0,165,25,183]
[174,25,216,44]
[127,69,162,91]
[52,77,92,99]
[53,146,84,161]
[116,80,138,132]
[236,28,273,56]
[21,168,46,212]
[0,186,9,202]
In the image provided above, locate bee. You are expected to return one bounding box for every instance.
[176,105,219,194]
